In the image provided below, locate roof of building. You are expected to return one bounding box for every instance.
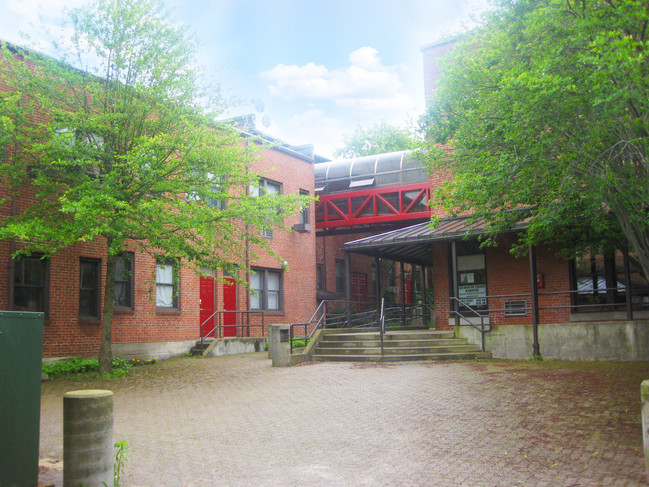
[314,150,428,194]
[342,215,527,266]
[228,114,329,164]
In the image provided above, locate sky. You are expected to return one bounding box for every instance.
[0,0,490,158]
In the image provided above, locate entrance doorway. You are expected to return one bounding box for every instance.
[223,276,237,337]
[199,273,216,338]
[351,272,368,302]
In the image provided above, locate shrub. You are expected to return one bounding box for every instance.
[42,357,132,378]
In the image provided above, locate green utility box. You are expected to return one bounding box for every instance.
[0,311,45,487]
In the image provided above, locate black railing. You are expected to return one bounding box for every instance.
[199,310,266,346]
[450,297,492,352]
[449,285,649,352]
[288,299,430,354]
[379,298,386,355]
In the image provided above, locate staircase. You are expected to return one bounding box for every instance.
[310,328,492,362]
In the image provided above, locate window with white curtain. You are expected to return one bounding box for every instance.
[250,268,282,311]
[156,259,179,309]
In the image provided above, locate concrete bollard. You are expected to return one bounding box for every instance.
[643,381,649,482]
[268,324,291,366]
[63,389,114,487]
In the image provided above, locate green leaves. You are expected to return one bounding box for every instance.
[422,0,649,273]
[334,121,420,158]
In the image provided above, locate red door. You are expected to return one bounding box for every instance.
[351,273,368,302]
[223,277,237,337]
[200,276,215,338]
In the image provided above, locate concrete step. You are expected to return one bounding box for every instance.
[189,339,214,356]
[323,330,455,341]
[311,351,493,362]
[317,338,468,348]
[315,344,482,355]
[310,328,491,362]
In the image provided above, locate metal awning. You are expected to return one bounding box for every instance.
[342,215,526,266]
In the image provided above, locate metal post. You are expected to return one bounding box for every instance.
[529,243,541,359]
[624,252,634,321]
[400,261,406,328]
[375,257,381,310]
[422,265,428,326]
[450,241,459,327]
[345,252,352,326]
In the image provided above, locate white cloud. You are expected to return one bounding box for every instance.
[261,46,417,115]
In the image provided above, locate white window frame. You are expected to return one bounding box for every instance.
[250,268,283,311]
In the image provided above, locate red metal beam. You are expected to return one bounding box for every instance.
[315,183,431,229]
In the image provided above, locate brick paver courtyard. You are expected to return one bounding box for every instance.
[38,354,649,486]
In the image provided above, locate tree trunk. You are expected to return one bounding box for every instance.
[98,244,117,376]
[612,203,649,282]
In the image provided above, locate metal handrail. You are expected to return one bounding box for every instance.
[288,300,332,354]
[450,296,491,352]
[379,298,385,355]
[200,310,267,346]
[288,299,428,354]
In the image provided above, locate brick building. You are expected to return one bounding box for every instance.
[314,38,649,361]
[0,45,318,360]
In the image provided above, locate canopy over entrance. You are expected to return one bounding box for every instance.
[342,215,525,265]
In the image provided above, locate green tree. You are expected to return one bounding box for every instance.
[422,0,649,276]
[334,121,420,158]
[0,0,306,374]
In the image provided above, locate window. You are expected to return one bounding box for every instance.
[299,189,309,225]
[251,178,281,239]
[455,241,488,314]
[156,259,179,309]
[251,178,281,197]
[186,173,227,210]
[13,255,49,313]
[570,250,649,313]
[250,268,282,311]
[53,127,102,177]
[335,259,345,294]
[79,258,101,320]
[114,253,134,309]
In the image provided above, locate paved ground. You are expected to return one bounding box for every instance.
[38,354,649,487]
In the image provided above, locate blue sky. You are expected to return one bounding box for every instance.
[0,0,489,158]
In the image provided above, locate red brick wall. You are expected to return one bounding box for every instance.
[421,39,456,108]
[0,236,201,357]
[210,145,317,335]
[2,132,316,356]
[432,238,572,330]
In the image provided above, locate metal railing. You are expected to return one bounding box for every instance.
[450,297,492,352]
[199,310,266,346]
[379,298,386,355]
[288,299,429,354]
[449,285,649,352]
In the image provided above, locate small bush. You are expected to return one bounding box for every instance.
[43,357,132,378]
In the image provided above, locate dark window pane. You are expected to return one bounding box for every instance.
[13,256,48,313]
[79,259,100,319]
[114,253,133,308]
